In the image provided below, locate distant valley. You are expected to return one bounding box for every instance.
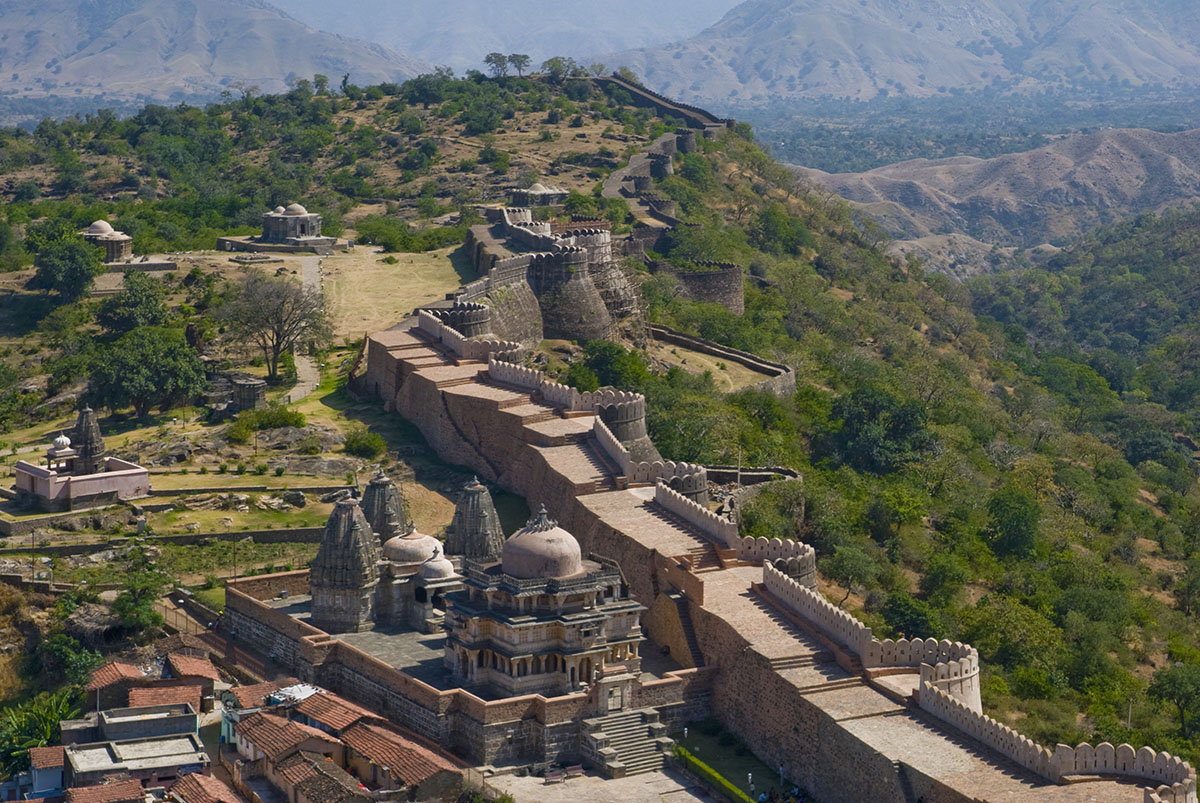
[793,127,1200,277]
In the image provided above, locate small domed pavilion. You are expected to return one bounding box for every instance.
[81,219,133,263]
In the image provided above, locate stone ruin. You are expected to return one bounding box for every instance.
[205,372,268,420]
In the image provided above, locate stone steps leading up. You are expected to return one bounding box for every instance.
[768,651,834,671]
[668,592,705,668]
[586,709,669,777]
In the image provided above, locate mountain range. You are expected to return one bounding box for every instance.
[612,0,1200,107]
[0,0,429,107]
[794,127,1200,276]
[274,0,741,73]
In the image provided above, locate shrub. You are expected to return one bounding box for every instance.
[274,466,285,477]
[235,464,247,475]
[218,464,228,474]
[672,744,754,803]
[254,464,268,475]
[226,405,307,445]
[344,426,387,459]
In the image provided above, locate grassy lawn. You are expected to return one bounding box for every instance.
[151,503,334,535]
[191,585,226,612]
[145,472,339,490]
[673,719,804,801]
[160,540,320,580]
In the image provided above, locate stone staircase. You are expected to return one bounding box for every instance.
[683,544,723,573]
[667,592,705,668]
[582,708,672,777]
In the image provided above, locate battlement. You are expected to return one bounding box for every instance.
[417,311,520,362]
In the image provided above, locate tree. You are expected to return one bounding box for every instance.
[615,66,640,84]
[1174,556,1200,615]
[507,54,531,77]
[38,633,102,686]
[220,273,330,382]
[87,328,205,418]
[587,62,608,77]
[97,269,168,333]
[819,544,876,606]
[822,386,931,474]
[1149,663,1200,737]
[31,237,104,302]
[484,52,509,78]
[985,483,1041,557]
[110,545,169,638]
[541,57,573,84]
[0,689,79,777]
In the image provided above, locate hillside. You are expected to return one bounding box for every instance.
[792,127,1200,276]
[3,73,1200,773]
[276,0,740,72]
[0,0,429,117]
[612,0,1200,107]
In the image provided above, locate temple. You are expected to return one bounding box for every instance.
[11,407,149,512]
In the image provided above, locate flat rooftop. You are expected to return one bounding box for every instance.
[67,733,207,774]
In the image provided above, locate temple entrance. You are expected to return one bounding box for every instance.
[607,686,623,711]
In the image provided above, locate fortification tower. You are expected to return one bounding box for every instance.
[360,470,408,544]
[70,406,105,476]
[445,477,504,561]
[596,395,662,464]
[310,498,381,633]
[436,301,492,338]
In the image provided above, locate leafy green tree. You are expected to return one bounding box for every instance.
[964,596,1064,673]
[582,341,652,390]
[819,544,876,606]
[507,54,531,77]
[38,633,102,686]
[87,327,205,418]
[541,57,574,84]
[1149,663,1200,737]
[985,483,1041,557]
[484,53,509,78]
[110,545,168,638]
[882,592,945,639]
[1174,556,1200,615]
[97,269,168,333]
[31,237,104,302]
[822,386,931,474]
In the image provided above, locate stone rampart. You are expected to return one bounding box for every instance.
[227,569,311,601]
[416,311,520,362]
[590,418,707,493]
[762,561,874,656]
[738,537,816,586]
[648,261,745,315]
[650,325,796,397]
[653,483,738,549]
[593,75,734,130]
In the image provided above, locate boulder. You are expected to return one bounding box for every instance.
[282,490,307,508]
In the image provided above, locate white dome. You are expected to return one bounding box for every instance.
[87,220,114,235]
[283,202,309,216]
[501,506,583,580]
[382,527,442,564]
[52,434,71,450]
[274,206,286,214]
[528,183,550,193]
[419,553,456,580]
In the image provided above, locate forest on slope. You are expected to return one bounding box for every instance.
[1,70,1200,769]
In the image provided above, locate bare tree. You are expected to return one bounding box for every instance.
[221,274,330,382]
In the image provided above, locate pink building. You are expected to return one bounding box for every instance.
[12,408,150,513]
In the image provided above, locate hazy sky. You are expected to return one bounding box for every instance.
[273,0,745,70]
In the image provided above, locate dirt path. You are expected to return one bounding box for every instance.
[287,256,323,404]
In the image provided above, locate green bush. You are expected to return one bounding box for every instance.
[673,744,754,803]
[274,466,285,477]
[254,464,268,475]
[344,426,387,459]
[227,405,307,444]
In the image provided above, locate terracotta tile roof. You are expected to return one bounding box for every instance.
[234,711,338,762]
[274,753,319,787]
[225,679,296,710]
[168,773,245,803]
[294,691,374,732]
[29,744,65,769]
[65,778,146,803]
[86,662,144,691]
[340,723,461,786]
[127,684,202,711]
[293,759,368,803]
[166,653,219,682]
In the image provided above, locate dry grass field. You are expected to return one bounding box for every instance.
[320,245,476,338]
[644,340,772,393]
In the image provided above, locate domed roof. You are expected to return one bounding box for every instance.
[283,202,309,216]
[52,434,71,450]
[382,524,442,564]
[528,182,550,193]
[87,220,114,235]
[419,549,456,580]
[501,506,583,580]
[274,206,286,214]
